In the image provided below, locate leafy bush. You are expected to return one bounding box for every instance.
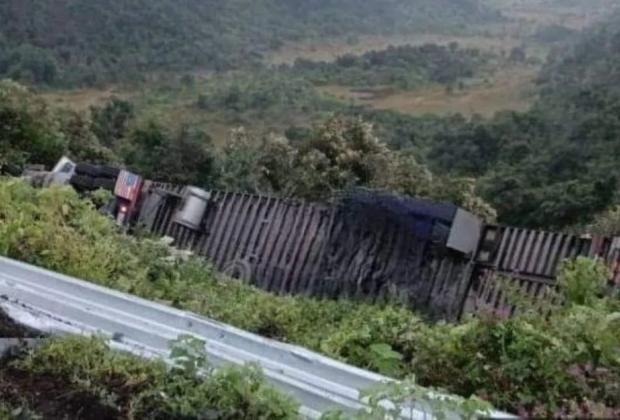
[12,335,298,419]
[407,259,620,417]
[0,80,66,172]
[558,257,609,306]
[122,123,218,186]
[0,80,118,173]
[1,179,619,416]
[588,205,620,236]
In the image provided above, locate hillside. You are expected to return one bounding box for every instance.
[423,11,620,228]
[0,0,498,86]
[538,13,620,101]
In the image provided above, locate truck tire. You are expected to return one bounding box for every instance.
[75,163,101,177]
[99,165,121,179]
[93,177,116,191]
[70,175,95,191]
[3,163,24,176]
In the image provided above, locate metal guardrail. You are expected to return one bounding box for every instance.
[0,256,512,419]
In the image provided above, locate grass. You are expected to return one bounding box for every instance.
[38,86,132,112]
[319,64,537,117]
[131,82,324,148]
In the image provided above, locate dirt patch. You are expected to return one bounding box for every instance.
[39,87,131,112]
[0,366,119,419]
[0,309,42,338]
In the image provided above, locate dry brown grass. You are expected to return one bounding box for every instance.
[319,65,537,117]
[39,87,132,112]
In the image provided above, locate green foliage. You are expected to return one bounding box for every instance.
[538,12,620,101]
[321,377,491,419]
[0,79,494,220]
[197,71,341,117]
[217,129,297,195]
[360,377,491,420]
[0,80,66,172]
[0,0,498,86]
[123,123,218,186]
[293,117,392,200]
[587,206,620,236]
[14,335,166,410]
[0,80,119,173]
[495,275,561,316]
[0,43,58,84]
[60,110,119,164]
[408,310,620,417]
[558,257,609,307]
[169,335,210,377]
[218,117,496,219]
[292,44,493,89]
[90,98,134,149]
[406,13,620,229]
[11,335,298,419]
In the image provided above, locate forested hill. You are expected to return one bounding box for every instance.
[0,0,498,86]
[425,11,620,229]
[538,13,620,102]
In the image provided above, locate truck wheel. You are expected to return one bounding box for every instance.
[3,163,23,176]
[75,163,101,177]
[99,165,121,179]
[93,177,116,191]
[70,175,95,190]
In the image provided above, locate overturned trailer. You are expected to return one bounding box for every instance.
[135,182,620,319]
[24,159,620,320]
[134,183,484,319]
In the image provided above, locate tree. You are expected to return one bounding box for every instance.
[292,117,391,200]
[215,117,497,220]
[0,80,65,172]
[217,128,296,195]
[123,123,217,187]
[90,98,135,149]
[59,110,118,164]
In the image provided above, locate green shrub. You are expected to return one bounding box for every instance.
[0,80,66,172]
[14,335,298,419]
[558,257,609,306]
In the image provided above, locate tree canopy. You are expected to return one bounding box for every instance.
[0,0,498,86]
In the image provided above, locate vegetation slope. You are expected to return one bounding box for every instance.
[364,10,620,229]
[0,179,619,417]
[0,0,498,86]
